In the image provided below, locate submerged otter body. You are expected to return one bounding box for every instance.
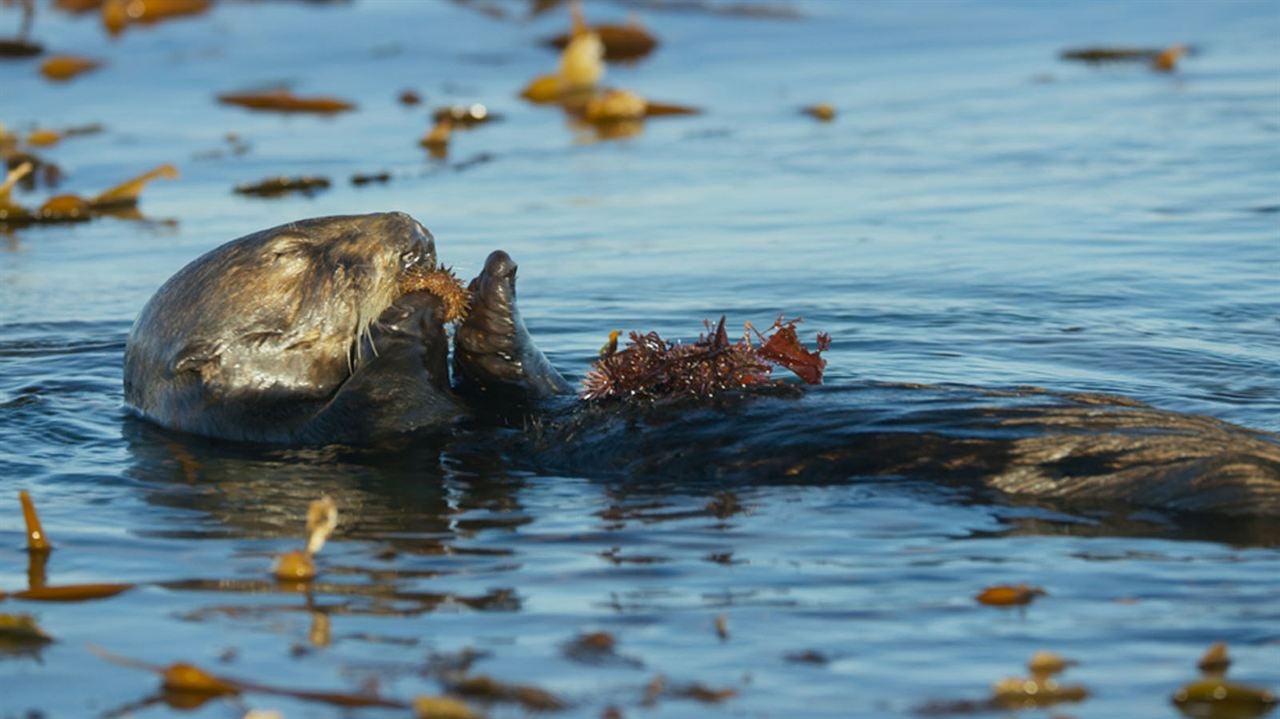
[124,212,1280,516]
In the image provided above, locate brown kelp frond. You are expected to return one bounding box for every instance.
[752,316,830,385]
[92,163,178,208]
[582,315,829,401]
[400,265,472,323]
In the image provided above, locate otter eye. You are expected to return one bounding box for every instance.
[399,248,422,270]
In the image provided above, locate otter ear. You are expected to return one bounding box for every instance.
[264,231,315,260]
[170,340,221,378]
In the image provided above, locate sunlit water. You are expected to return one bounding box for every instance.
[2,1,1278,717]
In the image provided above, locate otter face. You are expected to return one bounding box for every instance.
[123,212,452,441]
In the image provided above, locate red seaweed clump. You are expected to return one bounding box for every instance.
[582,316,829,401]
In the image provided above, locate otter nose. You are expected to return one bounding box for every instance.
[483,250,518,280]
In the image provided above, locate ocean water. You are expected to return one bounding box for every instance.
[1,1,1278,717]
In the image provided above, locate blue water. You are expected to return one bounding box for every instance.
[2,0,1278,716]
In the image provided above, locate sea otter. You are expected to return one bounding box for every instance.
[123,213,1280,516]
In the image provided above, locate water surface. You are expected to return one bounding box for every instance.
[2,1,1278,717]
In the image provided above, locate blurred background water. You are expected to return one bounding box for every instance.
[1,1,1278,717]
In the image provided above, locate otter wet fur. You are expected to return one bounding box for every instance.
[123,212,1280,516]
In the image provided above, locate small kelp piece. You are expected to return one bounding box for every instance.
[305,496,337,555]
[975,584,1046,606]
[92,163,177,208]
[217,89,356,114]
[233,175,330,198]
[13,583,133,601]
[520,2,604,104]
[39,55,102,81]
[0,162,34,221]
[419,117,453,158]
[0,613,54,645]
[162,662,240,697]
[400,265,471,323]
[272,497,338,582]
[447,675,566,711]
[1153,44,1189,72]
[803,103,836,122]
[26,128,62,147]
[19,490,50,552]
[101,0,211,36]
[1172,643,1277,719]
[545,19,658,62]
[754,317,830,385]
[0,39,43,58]
[1060,46,1165,64]
[1199,642,1232,677]
[433,104,494,128]
[520,73,564,104]
[94,645,408,709]
[991,651,1088,709]
[413,695,482,719]
[560,4,604,90]
[584,88,647,124]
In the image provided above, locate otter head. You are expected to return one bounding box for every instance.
[123,212,454,440]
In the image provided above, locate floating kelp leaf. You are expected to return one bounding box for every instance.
[102,0,211,36]
[562,630,641,667]
[13,583,133,601]
[754,317,829,385]
[1153,44,1189,72]
[0,614,53,645]
[675,682,737,703]
[273,550,315,582]
[26,128,62,147]
[433,104,495,128]
[1172,642,1277,719]
[521,2,604,105]
[233,175,330,198]
[520,73,563,103]
[583,88,646,123]
[1060,46,1165,63]
[413,695,482,719]
[92,163,177,207]
[19,489,50,552]
[802,103,836,122]
[991,651,1088,709]
[305,496,337,555]
[975,584,1046,606]
[545,20,659,62]
[641,99,700,117]
[419,118,453,158]
[1199,642,1232,676]
[39,55,102,81]
[1173,680,1277,719]
[559,6,603,90]
[94,646,408,709]
[54,0,103,13]
[162,662,240,696]
[784,649,829,664]
[350,171,390,186]
[41,195,95,220]
[217,89,356,114]
[271,497,339,582]
[0,39,43,58]
[400,265,470,322]
[447,675,566,711]
[399,89,422,106]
